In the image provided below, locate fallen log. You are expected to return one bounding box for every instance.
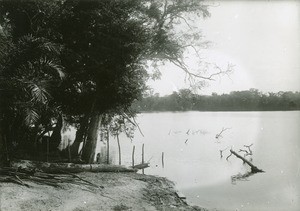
[11,160,138,173]
[133,163,150,170]
[230,150,264,173]
[48,164,138,173]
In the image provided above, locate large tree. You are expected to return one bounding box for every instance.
[0,0,229,164]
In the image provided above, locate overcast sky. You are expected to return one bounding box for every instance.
[147,0,300,96]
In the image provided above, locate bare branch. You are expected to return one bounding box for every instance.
[226,152,232,161]
[123,111,145,137]
[238,149,248,153]
[244,143,253,154]
[172,14,193,29]
[215,127,231,139]
[219,147,229,158]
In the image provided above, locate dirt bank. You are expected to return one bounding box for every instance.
[0,172,208,211]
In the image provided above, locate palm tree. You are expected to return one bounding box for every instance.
[0,33,65,160]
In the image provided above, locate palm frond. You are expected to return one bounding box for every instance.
[27,83,50,104]
[24,108,39,126]
[41,41,63,55]
[39,57,65,79]
[17,34,37,47]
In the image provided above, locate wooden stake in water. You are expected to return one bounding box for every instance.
[162,152,164,168]
[106,130,110,164]
[132,145,135,167]
[142,144,145,174]
[117,134,121,165]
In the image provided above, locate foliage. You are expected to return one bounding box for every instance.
[0,0,219,163]
[133,89,300,112]
[0,28,64,156]
[106,115,136,140]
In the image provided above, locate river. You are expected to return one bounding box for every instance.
[104,111,300,211]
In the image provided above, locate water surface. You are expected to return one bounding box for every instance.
[106,111,300,211]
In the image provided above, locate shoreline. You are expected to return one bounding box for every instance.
[0,172,209,211]
[136,109,300,113]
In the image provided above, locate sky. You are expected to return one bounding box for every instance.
[147,0,300,96]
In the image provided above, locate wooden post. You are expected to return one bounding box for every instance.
[142,144,145,174]
[106,130,110,164]
[117,134,121,165]
[162,152,164,168]
[132,145,135,167]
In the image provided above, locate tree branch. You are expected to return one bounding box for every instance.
[215,127,231,139]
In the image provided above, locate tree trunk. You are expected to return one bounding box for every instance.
[230,150,264,173]
[0,128,4,167]
[0,125,9,167]
[10,160,138,173]
[70,115,90,158]
[117,134,121,165]
[81,114,101,164]
[49,114,63,152]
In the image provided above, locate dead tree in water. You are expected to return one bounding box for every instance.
[219,147,229,158]
[238,143,253,159]
[228,149,264,173]
[215,127,231,139]
[244,144,253,154]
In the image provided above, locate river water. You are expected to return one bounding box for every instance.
[104,111,300,211]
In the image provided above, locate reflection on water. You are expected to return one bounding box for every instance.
[105,111,300,211]
[231,171,256,185]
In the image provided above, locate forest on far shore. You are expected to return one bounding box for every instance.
[132,89,300,112]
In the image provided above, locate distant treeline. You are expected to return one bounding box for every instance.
[132,89,300,112]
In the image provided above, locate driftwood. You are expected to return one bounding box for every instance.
[215,127,231,139]
[11,160,138,173]
[133,163,150,170]
[219,147,229,158]
[229,150,264,173]
[1,159,144,188]
[238,143,253,157]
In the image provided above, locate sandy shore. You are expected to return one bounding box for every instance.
[0,172,208,211]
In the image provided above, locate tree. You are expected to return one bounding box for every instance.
[106,114,135,165]
[0,1,68,163]
[0,0,229,164]
[0,26,65,161]
[55,0,216,163]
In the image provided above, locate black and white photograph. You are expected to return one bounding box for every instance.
[0,0,299,210]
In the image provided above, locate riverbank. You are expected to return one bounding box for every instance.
[0,172,209,211]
